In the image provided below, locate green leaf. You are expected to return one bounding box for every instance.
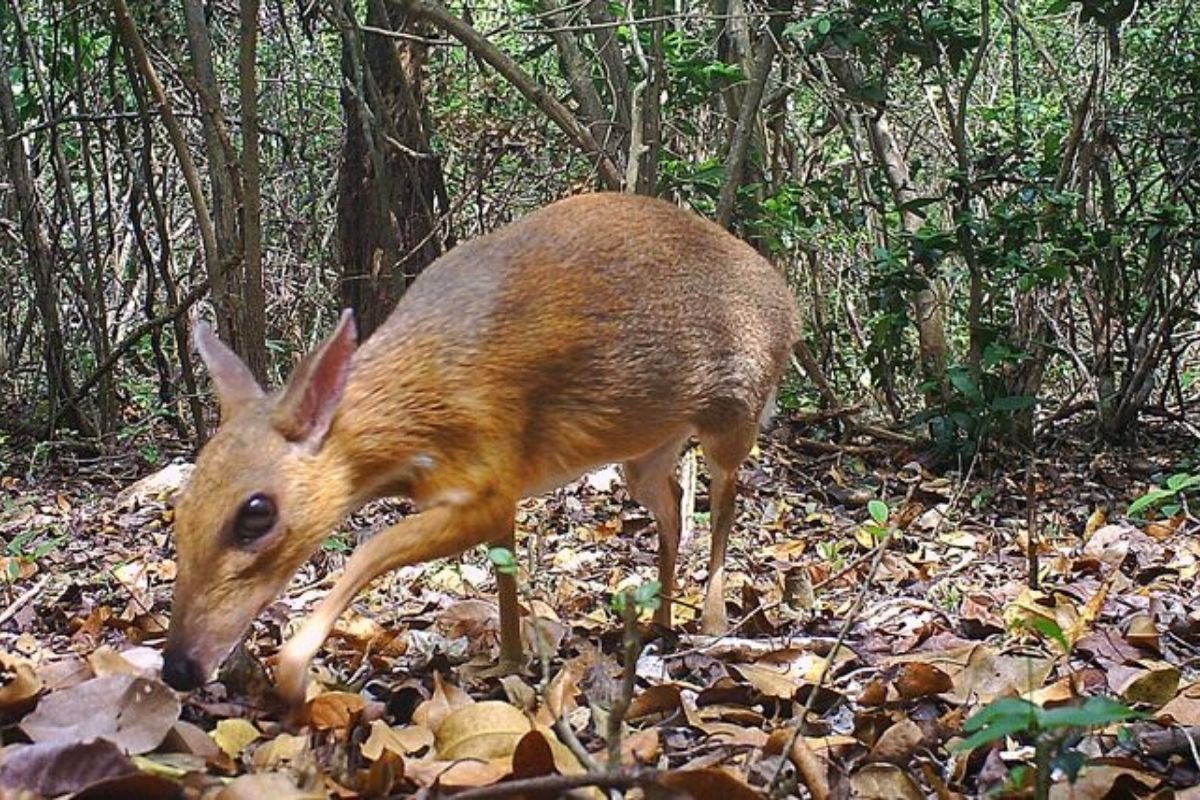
[1023,616,1070,653]
[633,580,662,611]
[990,395,1038,412]
[953,712,1036,751]
[1128,488,1172,517]
[948,367,983,403]
[962,697,1039,733]
[816,17,832,35]
[1037,696,1143,730]
[867,499,889,526]
[487,547,518,576]
[1165,473,1200,492]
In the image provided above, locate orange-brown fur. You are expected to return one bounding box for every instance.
[165,193,801,708]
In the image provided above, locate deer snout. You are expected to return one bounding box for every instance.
[161,648,207,691]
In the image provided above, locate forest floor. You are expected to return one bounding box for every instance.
[0,415,1198,798]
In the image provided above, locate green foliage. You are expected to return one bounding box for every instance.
[955,694,1141,753]
[610,580,663,615]
[1128,472,1200,518]
[913,365,1039,457]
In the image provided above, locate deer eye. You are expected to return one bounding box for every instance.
[234,494,277,542]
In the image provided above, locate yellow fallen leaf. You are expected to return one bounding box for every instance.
[361,719,434,760]
[211,718,260,759]
[434,700,531,760]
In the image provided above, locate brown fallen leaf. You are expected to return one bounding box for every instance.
[789,735,831,800]
[72,773,183,800]
[250,732,310,769]
[0,739,136,797]
[1045,763,1158,800]
[1112,660,1181,707]
[216,771,325,799]
[19,674,179,754]
[160,720,220,759]
[894,662,953,699]
[849,763,925,800]
[621,727,660,765]
[404,757,509,789]
[1156,682,1200,726]
[658,767,764,799]
[511,729,557,779]
[867,719,924,764]
[307,690,366,731]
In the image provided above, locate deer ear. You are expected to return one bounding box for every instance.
[272,310,357,447]
[194,321,264,420]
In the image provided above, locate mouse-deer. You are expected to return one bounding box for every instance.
[162,192,801,708]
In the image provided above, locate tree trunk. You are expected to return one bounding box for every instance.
[335,0,445,338]
[181,0,267,382]
[823,49,949,404]
[0,45,92,436]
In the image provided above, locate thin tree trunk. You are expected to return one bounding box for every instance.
[336,0,445,337]
[393,0,623,190]
[180,0,267,382]
[0,43,92,437]
[823,49,949,404]
[239,0,267,381]
[716,0,792,228]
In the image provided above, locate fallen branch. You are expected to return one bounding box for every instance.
[445,768,664,799]
[0,576,49,627]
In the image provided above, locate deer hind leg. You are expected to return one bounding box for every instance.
[623,436,688,628]
[697,419,759,636]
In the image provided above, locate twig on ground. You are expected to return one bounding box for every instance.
[0,576,48,627]
[443,768,664,799]
[767,521,898,795]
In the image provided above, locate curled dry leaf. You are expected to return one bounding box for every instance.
[0,739,135,797]
[306,690,366,731]
[19,674,179,754]
[0,652,42,716]
[361,719,434,760]
[412,671,473,731]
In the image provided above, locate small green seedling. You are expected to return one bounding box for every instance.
[954,695,1143,797]
[1128,471,1200,518]
[611,580,662,615]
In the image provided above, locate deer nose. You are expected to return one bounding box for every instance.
[161,650,206,691]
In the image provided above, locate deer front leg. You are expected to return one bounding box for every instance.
[276,495,516,712]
